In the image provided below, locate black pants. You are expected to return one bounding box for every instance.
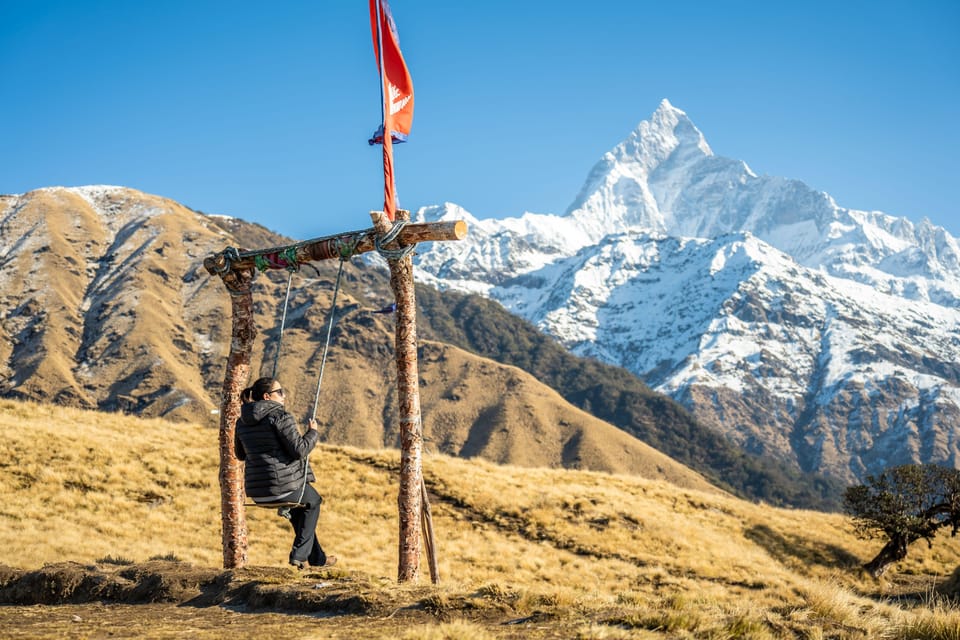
[281,483,328,566]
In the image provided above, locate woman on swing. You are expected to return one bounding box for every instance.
[235,376,337,569]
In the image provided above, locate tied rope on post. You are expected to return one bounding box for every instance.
[375,220,416,260]
[211,247,241,275]
[212,247,257,299]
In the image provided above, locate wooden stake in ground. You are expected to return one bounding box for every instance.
[205,217,465,575]
[421,476,440,584]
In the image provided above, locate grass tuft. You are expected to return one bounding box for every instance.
[398,620,496,640]
[148,553,182,562]
[475,582,518,603]
[892,602,960,640]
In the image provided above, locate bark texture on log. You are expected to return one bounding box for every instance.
[218,267,257,569]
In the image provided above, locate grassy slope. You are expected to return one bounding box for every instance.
[2,398,960,638]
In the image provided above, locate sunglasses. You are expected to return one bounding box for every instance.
[269,387,284,397]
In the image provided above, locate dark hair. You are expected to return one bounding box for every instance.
[240,387,254,403]
[250,377,279,402]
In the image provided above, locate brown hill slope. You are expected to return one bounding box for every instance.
[2,398,960,639]
[1,186,235,418]
[0,186,713,488]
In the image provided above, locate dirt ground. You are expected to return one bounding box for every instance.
[0,603,579,640]
[5,560,956,639]
[0,561,587,639]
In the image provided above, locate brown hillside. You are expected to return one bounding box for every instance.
[311,337,718,492]
[3,398,960,639]
[1,187,237,419]
[0,186,714,489]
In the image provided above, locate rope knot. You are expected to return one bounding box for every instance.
[375,221,416,260]
[212,246,241,274]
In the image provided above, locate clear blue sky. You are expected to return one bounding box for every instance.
[2,1,958,239]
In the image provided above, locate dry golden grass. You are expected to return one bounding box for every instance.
[2,398,960,638]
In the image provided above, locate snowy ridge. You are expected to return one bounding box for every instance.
[414,100,960,484]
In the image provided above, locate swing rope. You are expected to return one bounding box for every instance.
[307,235,359,418]
[271,270,295,378]
[311,254,347,420]
[264,235,356,415]
[273,253,347,513]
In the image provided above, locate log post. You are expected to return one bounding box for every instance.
[203,221,466,276]
[370,209,423,583]
[216,265,258,569]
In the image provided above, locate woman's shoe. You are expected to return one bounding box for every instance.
[309,555,337,568]
[289,559,306,570]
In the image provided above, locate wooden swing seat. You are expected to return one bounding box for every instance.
[244,501,304,508]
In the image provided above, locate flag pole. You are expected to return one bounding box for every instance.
[368,1,428,582]
[374,0,386,132]
[374,0,396,219]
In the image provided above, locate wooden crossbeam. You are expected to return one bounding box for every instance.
[203,220,467,277]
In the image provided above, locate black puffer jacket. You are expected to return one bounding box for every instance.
[235,400,318,500]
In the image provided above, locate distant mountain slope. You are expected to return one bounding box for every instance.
[415,286,844,510]
[410,100,960,486]
[0,186,228,418]
[409,340,718,491]
[0,186,717,492]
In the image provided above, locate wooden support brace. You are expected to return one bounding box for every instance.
[421,476,439,584]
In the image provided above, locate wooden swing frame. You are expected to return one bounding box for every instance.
[205,211,466,583]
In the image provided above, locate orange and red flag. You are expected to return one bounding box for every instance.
[369,0,414,220]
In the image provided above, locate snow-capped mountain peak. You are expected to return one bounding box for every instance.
[413,100,960,486]
[563,99,715,240]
